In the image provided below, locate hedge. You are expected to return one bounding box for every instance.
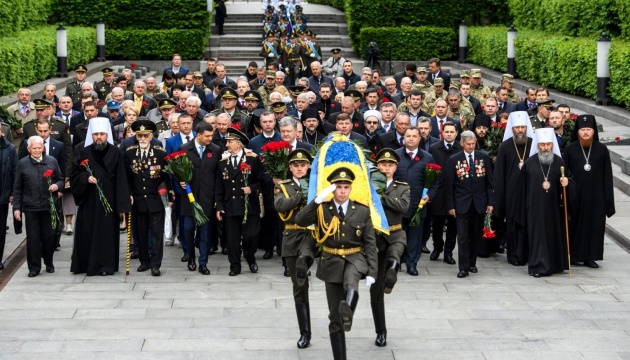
[359,27,456,61]
[0,26,95,96]
[0,0,54,37]
[306,0,344,10]
[105,29,207,60]
[467,27,510,72]
[609,41,630,108]
[508,0,621,38]
[52,0,209,30]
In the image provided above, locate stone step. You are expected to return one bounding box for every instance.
[222,13,344,23]
[215,35,344,47]
[221,22,347,35]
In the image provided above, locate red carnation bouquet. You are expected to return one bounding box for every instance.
[482,212,495,239]
[410,163,442,227]
[43,169,59,229]
[80,159,113,213]
[562,113,579,145]
[240,162,252,224]
[482,121,507,158]
[260,140,291,179]
[163,150,209,225]
[230,122,242,131]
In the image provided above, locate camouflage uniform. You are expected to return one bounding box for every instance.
[422,89,448,115]
[412,81,434,96]
[469,69,493,106]
[448,99,476,130]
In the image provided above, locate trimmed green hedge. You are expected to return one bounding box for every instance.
[306,0,345,9]
[359,27,456,61]
[0,26,95,96]
[609,41,630,108]
[468,26,509,72]
[508,0,621,38]
[52,0,209,30]
[0,0,54,37]
[105,29,206,60]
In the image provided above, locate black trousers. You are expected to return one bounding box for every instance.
[25,211,55,273]
[224,215,260,273]
[260,209,282,252]
[135,208,165,269]
[455,206,483,271]
[0,203,8,261]
[432,214,457,255]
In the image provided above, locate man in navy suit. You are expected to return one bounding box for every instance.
[393,126,437,276]
[377,112,410,151]
[445,131,493,278]
[515,87,537,111]
[162,53,189,82]
[335,114,368,149]
[429,99,462,140]
[56,96,80,123]
[417,118,439,153]
[495,86,516,116]
[427,58,451,91]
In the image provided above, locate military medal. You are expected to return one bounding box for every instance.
[223,167,229,180]
[581,144,592,172]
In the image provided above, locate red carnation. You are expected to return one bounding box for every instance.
[483,94,487,99]
[43,169,53,178]
[382,98,390,103]
[80,159,89,167]
[570,113,578,121]
[331,104,335,108]
[158,188,167,195]
[414,157,419,161]
[240,162,252,173]
[369,153,376,160]
[207,153,213,158]
[354,123,358,127]
[142,100,149,107]
[131,62,137,70]
[615,136,621,142]
[231,122,242,131]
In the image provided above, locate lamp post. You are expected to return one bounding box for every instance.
[458,21,468,63]
[96,19,106,61]
[596,32,611,106]
[56,24,68,78]
[507,25,517,76]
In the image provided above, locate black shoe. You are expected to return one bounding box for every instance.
[339,288,359,332]
[276,247,281,256]
[229,270,240,276]
[407,267,418,276]
[584,261,599,268]
[130,249,139,259]
[330,332,346,359]
[533,273,542,278]
[443,254,456,265]
[46,266,55,273]
[457,270,468,278]
[263,250,273,259]
[0,263,4,270]
[28,271,39,277]
[198,265,210,275]
[137,264,151,272]
[295,255,312,287]
[383,260,399,294]
[497,244,505,254]
[284,267,290,277]
[221,248,228,255]
[371,302,387,347]
[429,249,440,261]
[295,303,311,349]
[208,247,217,255]
[99,271,109,276]
[468,266,478,273]
[151,267,161,276]
[249,262,258,273]
[181,254,189,262]
[187,259,197,271]
[421,245,430,254]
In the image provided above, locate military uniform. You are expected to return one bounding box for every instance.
[283,36,304,84]
[65,82,83,104]
[94,67,116,101]
[125,121,171,276]
[257,78,278,109]
[507,89,520,104]
[448,97,476,129]
[259,31,283,67]
[470,69,493,106]
[412,80,434,96]
[423,90,448,115]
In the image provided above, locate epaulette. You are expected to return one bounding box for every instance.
[245,152,258,157]
[52,115,65,124]
[153,145,166,152]
[353,200,368,207]
[126,145,139,151]
[279,179,292,184]
[394,181,408,185]
[220,157,229,162]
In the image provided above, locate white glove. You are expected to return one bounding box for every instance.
[309,53,316,58]
[315,184,337,204]
[268,53,275,57]
[365,276,375,287]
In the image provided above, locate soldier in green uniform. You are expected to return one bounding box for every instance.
[283,33,304,85]
[369,149,410,348]
[412,66,434,95]
[423,78,448,115]
[500,74,521,104]
[94,67,115,101]
[65,64,87,104]
[274,149,317,349]
[446,89,475,129]
[295,167,378,360]
[257,71,279,110]
[150,98,175,137]
[260,30,282,67]
[530,99,554,129]
[469,69,493,106]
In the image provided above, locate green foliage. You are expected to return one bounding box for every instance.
[306,0,345,9]
[51,0,209,30]
[616,0,630,38]
[508,0,620,38]
[359,27,456,61]
[467,27,510,72]
[105,29,206,60]
[0,26,95,96]
[0,0,54,37]
[609,41,630,108]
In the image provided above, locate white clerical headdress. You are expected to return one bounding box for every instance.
[503,111,534,141]
[529,127,562,157]
[85,117,114,146]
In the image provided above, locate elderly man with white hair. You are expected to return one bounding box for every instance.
[124,80,157,116]
[307,61,334,100]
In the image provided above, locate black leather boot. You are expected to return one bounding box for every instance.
[295,255,313,287]
[295,303,311,349]
[383,260,400,294]
[371,302,387,347]
[339,288,359,332]
[330,331,346,360]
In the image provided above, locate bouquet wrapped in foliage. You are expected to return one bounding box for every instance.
[410,163,442,227]
[0,106,22,130]
[481,121,507,158]
[240,162,252,224]
[562,113,578,145]
[482,212,496,239]
[260,140,291,179]
[43,169,60,229]
[163,150,209,226]
[80,159,113,213]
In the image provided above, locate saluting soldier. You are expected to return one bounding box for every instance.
[295,167,378,360]
[65,64,88,104]
[369,149,410,348]
[125,120,171,276]
[274,149,317,349]
[94,67,116,101]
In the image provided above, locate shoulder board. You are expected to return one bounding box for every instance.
[353,200,369,207]
[220,157,229,162]
[394,181,408,185]
[279,179,292,184]
[153,145,166,152]
[126,145,139,151]
[51,116,65,123]
[245,152,258,157]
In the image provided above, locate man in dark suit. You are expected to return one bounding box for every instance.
[328,95,365,135]
[162,53,189,82]
[460,84,482,115]
[177,121,222,275]
[317,83,341,121]
[427,58,451,91]
[417,117,440,153]
[393,63,417,89]
[495,86,516,116]
[377,113,410,151]
[71,102,99,149]
[515,87,537,111]
[428,121,461,264]
[445,130,494,278]
[183,73,207,104]
[394,126,437,276]
[123,81,158,117]
[429,99,462,140]
[214,63,237,89]
[334,113,368,149]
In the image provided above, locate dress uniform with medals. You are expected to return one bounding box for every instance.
[65,64,87,104]
[274,149,317,349]
[369,149,410,347]
[295,167,378,360]
[94,67,116,101]
[125,120,171,276]
[210,87,250,133]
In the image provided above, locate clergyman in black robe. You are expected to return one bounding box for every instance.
[562,114,615,268]
[514,127,570,277]
[70,118,131,276]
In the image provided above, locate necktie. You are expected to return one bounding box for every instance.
[439,119,444,140]
[528,102,534,108]
[43,140,47,155]
[338,205,344,219]
[399,137,404,146]
[447,143,452,150]
[499,103,504,110]
[232,155,237,167]
[64,114,70,122]
[383,124,389,132]
[409,151,414,160]
[468,154,473,168]
[141,150,146,162]
[185,135,190,143]
[199,146,204,158]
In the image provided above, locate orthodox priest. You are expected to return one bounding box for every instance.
[562,115,615,268]
[493,111,534,265]
[70,118,131,276]
[514,128,570,278]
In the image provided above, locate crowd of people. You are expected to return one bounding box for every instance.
[0,2,617,359]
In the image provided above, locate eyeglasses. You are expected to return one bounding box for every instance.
[136,133,151,138]
[365,121,379,125]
